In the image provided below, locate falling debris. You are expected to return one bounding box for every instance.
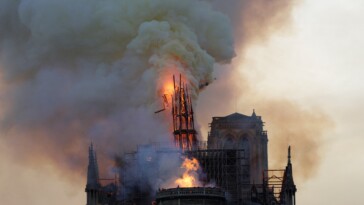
[154,94,169,114]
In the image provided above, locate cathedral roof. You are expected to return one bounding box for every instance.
[224,112,251,119]
[210,111,263,125]
[218,111,262,122]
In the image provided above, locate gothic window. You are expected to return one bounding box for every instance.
[223,134,235,149]
[240,135,250,159]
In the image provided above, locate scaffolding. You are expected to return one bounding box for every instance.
[263,169,284,204]
[186,149,248,205]
[172,74,197,151]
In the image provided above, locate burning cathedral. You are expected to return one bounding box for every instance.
[85,76,297,205]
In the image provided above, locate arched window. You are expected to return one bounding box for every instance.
[240,135,250,159]
[223,134,235,149]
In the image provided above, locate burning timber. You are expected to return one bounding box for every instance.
[85,76,297,205]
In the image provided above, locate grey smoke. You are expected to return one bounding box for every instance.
[0,0,235,177]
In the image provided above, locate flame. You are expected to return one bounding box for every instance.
[157,74,176,110]
[174,158,202,187]
[163,81,175,96]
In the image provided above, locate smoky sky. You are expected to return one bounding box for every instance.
[0,0,235,179]
[197,0,332,180]
[0,0,328,183]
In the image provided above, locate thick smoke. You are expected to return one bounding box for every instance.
[0,0,234,179]
[0,0,326,192]
[209,0,295,50]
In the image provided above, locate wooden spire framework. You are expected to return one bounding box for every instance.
[172,74,197,151]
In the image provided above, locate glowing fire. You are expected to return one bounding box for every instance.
[163,81,175,96]
[154,80,175,114]
[174,158,202,187]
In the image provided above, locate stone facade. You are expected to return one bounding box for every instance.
[85,111,296,205]
[208,111,268,184]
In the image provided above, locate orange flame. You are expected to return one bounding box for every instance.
[174,158,202,187]
[163,81,174,96]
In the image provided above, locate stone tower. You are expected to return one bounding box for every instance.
[85,143,101,205]
[207,111,268,184]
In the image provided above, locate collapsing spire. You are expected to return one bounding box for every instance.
[172,74,198,151]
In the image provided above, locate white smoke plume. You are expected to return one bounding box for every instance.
[0,0,235,178]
